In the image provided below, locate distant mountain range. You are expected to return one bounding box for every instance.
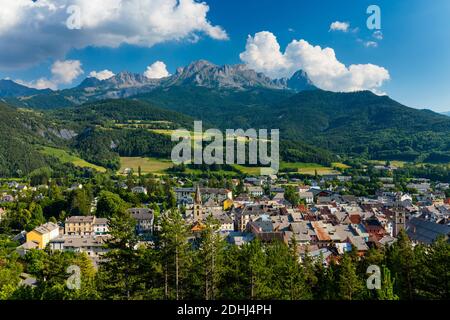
[0,79,51,98]
[2,59,450,177]
[0,60,316,109]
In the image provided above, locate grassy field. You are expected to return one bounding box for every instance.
[40,145,349,177]
[149,129,268,143]
[232,162,343,176]
[115,120,174,130]
[332,162,351,169]
[40,147,106,172]
[149,129,178,136]
[368,160,407,168]
[119,157,174,175]
[232,165,263,176]
[280,162,340,175]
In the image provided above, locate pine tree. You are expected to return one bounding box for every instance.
[157,209,191,300]
[217,244,250,299]
[198,216,225,300]
[385,230,417,299]
[377,266,399,300]
[418,236,450,299]
[246,240,269,299]
[283,240,310,300]
[27,203,45,230]
[300,245,317,299]
[69,189,91,216]
[337,254,364,300]
[314,259,338,300]
[98,210,140,299]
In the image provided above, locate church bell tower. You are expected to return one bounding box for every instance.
[393,210,405,237]
[193,185,203,222]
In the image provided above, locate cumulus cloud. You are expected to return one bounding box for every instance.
[239,31,390,92]
[16,59,84,90]
[51,60,84,84]
[144,61,171,79]
[0,0,228,69]
[239,32,288,78]
[329,21,350,32]
[89,69,115,80]
[372,30,383,40]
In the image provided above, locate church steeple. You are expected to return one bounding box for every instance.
[193,185,203,222]
[195,185,202,204]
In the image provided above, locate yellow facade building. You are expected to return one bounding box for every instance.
[223,199,234,211]
[26,222,60,249]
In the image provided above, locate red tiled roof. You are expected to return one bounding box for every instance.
[349,214,361,224]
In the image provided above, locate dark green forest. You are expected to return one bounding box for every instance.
[2,88,450,177]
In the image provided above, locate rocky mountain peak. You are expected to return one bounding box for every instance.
[106,71,151,88]
[287,70,316,91]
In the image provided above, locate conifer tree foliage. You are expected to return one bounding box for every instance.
[337,254,364,300]
[157,209,192,300]
[197,216,225,300]
[385,230,418,299]
[98,210,140,299]
[377,266,398,300]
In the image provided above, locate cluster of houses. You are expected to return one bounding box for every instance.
[6,171,450,266]
[16,208,155,263]
[0,180,149,205]
[174,176,450,264]
[1,181,34,203]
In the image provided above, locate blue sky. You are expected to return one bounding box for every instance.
[1,0,450,111]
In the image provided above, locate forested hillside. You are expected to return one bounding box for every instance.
[3,83,450,177]
[267,90,450,162]
[0,102,70,176]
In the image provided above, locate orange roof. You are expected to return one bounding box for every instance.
[349,214,361,224]
[311,221,331,241]
[191,222,206,232]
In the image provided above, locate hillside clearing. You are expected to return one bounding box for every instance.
[40,147,106,172]
[119,157,174,174]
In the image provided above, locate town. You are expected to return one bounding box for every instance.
[0,0,449,311]
[0,160,449,300]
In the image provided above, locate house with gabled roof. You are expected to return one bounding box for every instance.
[26,222,60,249]
[406,218,450,244]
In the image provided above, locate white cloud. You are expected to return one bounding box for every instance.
[51,60,84,84]
[372,31,383,40]
[16,78,58,91]
[16,59,84,90]
[144,61,170,79]
[329,21,350,32]
[0,0,228,69]
[89,69,115,80]
[239,31,390,92]
[364,41,378,48]
[239,32,288,79]
[0,0,26,33]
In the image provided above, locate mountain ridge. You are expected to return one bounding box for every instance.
[1,60,316,109]
[0,79,52,98]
